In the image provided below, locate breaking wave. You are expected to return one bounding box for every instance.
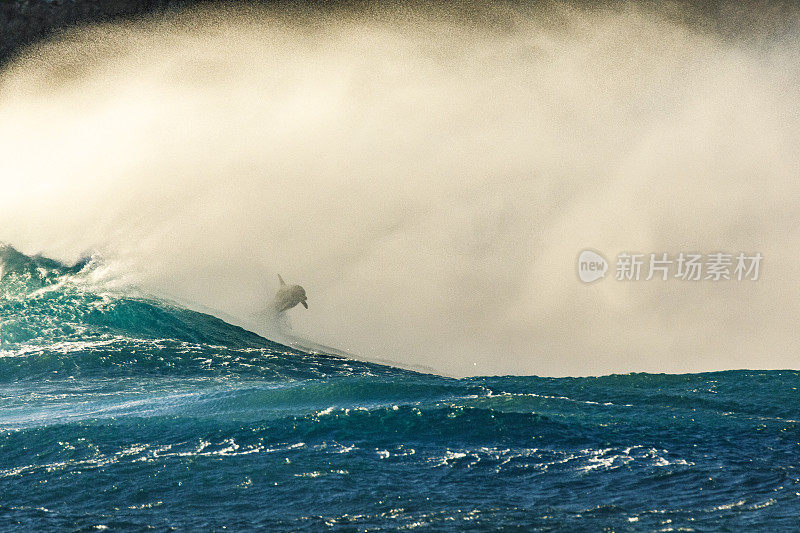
[1,245,799,530]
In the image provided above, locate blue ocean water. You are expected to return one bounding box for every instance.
[1,244,798,531]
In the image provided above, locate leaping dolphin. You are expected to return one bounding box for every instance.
[271,274,308,314]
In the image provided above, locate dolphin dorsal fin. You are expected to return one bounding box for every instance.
[278,274,286,286]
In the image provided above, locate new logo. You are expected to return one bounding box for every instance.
[577,249,608,283]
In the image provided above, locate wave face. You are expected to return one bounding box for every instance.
[1,246,799,531]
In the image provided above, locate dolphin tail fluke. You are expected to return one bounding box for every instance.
[278,274,286,286]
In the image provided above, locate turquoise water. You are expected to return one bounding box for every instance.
[1,244,799,531]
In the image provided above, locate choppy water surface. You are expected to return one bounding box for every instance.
[1,245,798,531]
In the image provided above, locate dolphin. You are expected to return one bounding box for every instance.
[271,274,308,314]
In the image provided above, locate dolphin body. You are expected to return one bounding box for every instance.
[271,274,308,314]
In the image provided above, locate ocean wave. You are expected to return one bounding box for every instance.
[3,246,800,530]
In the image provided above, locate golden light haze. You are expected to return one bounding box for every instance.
[1,4,798,376]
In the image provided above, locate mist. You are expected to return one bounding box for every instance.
[1,3,799,376]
